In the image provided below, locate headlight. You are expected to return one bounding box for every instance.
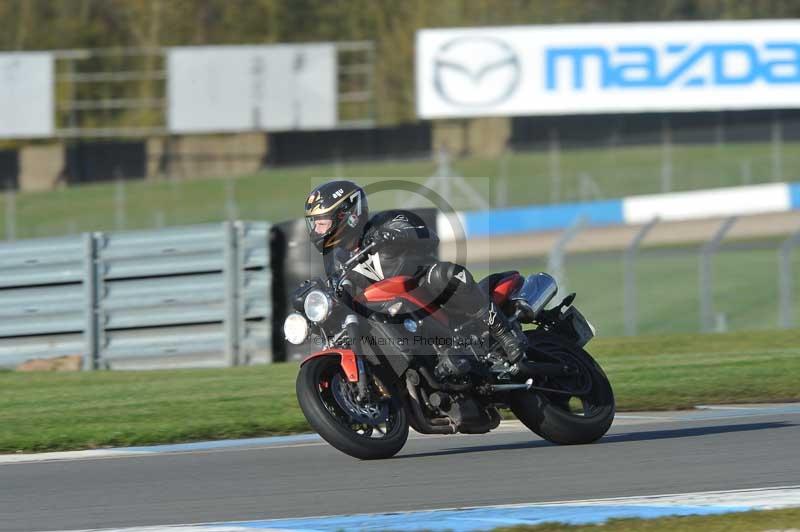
[284,312,309,345]
[303,290,332,323]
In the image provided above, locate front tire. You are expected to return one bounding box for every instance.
[296,356,409,460]
[510,330,615,445]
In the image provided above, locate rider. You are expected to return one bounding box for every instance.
[303,180,528,374]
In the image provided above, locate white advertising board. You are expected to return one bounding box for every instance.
[416,20,800,118]
[0,53,54,138]
[168,44,337,133]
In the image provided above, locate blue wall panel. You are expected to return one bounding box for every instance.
[464,199,624,238]
[790,183,800,210]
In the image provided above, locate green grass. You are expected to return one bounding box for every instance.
[494,507,800,532]
[2,329,799,453]
[1,140,798,239]
[0,363,305,453]
[591,329,800,411]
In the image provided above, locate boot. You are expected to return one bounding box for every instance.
[477,302,529,363]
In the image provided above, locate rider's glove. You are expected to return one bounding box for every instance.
[365,229,403,248]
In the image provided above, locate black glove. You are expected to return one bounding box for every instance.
[365,229,403,248]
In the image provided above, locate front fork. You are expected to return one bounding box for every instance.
[344,313,371,402]
[355,356,369,401]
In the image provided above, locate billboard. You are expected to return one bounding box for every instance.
[0,53,54,138]
[167,44,337,133]
[416,20,800,119]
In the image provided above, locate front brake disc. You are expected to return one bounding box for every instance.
[331,374,389,425]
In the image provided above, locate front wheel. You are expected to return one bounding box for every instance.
[509,330,615,445]
[296,356,409,460]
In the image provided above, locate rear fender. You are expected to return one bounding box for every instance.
[300,349,359,383]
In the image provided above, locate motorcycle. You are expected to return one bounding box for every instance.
[287,243,615,460]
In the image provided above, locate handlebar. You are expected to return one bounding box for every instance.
[342,242,377,268]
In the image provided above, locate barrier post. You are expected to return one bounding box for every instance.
[114,178,126,230]
[778,228,800,329]
[772,111,783,182]
[82,232,101,370]
[624,218,659,336]
[223,221,244,366]
[5,187,15,241]
[661,117,673,193]
[547,216,587,296]
[699,217,737,333]
[549,128,561,203]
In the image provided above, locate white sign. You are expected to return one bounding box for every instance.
[168,44,337,133]
[416,20,800,118]
[0,53,54,138]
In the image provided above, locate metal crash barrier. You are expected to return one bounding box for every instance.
[0,221,271,370]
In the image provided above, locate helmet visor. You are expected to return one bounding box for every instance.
[305,215,335,237]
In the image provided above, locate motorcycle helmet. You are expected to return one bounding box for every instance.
[304,180,369,252]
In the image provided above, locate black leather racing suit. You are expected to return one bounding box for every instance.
[322,209,487,319]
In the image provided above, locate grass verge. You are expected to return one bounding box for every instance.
[494,507,800,532]
[1,140,798,239]
[1,329,798,453]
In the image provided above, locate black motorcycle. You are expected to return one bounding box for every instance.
[287,244,615,459]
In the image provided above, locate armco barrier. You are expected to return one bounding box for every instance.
[0,221,271,370]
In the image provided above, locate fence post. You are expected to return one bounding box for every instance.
[547,216,587,295]
[82,232,101,370]
[715,112,725,147]
[772,111,783,182]
[699,216,737,333]
[223,221,244,366]
[5,187,15,241]
[114,178,126,230]
[578,172,603,201]
[153,211,165,228]
[549,128,561,203]
[496,149,510,208]
[661,117,673,193]
[225,178,238,220]
[624,218,659,336]
[740,159,752,185]
[778,228,800,329]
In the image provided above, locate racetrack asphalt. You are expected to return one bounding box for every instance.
[2,404,799,532]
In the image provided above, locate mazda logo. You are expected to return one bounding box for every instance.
[433,36,521,107]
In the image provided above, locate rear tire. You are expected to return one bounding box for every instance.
[296,356,408,460]
[510,330,614,445]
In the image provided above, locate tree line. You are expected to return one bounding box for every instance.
[1,0,797,125]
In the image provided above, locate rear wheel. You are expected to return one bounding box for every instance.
[296,356,408,460]
[510,330,614,445]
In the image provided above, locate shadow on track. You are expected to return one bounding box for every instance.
[395,421,794,459]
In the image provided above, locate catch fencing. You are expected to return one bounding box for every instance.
[464,216,800,337]
[0,221,271,370]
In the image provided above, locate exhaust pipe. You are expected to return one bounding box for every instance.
[405,374,455,435]
[489,378,533,392]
